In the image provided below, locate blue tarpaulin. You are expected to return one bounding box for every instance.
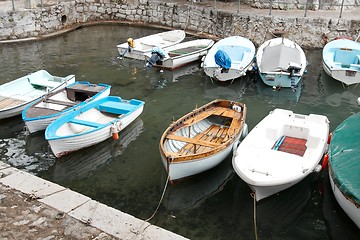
[215,50,231,69]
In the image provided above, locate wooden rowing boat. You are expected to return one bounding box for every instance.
[159,99,247,182]
[45,96,145,158]
[22,81,111,133]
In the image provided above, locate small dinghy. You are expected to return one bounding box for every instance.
[256,37,307,90]
[45,96,145,158]
[0,70,75,120]
[202,36,255,82]
[159,99,247,182]
[145,39,215,70]
[22,81,111,133]
[322,38,360,86]
[232,108,330,201]
[117,30,186,60]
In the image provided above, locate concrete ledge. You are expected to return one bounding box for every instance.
[0,164,188,240]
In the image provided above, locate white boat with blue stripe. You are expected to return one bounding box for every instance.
[322,38,360,86]
[45,96,145,158]
[22,81,111,133]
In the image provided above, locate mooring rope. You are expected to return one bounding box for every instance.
[144,172,170,222]
[250,192,259,240]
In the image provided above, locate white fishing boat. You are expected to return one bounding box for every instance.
[145,39,215,70]
[159,99,247,182]
[256,37,307,90]
[22,81,111,133]
[0,70,75,120]
[328,112,360,229]
[232,108,329,201]
[117,30,186,60]
[45,96,145,158]
[322,38,360,86]
[202,36,255,82]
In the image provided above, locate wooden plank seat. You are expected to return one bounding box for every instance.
[68,119,104,128]
[176,125,229,155]
[43,98,78,107]
[98,101,135,115]
[273,136,307,156]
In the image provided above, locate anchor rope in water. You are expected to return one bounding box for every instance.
[144,172,170,222]
[250,192,259,240]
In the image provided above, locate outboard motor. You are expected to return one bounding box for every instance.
[146,47,169,68]
[287,62,302,91]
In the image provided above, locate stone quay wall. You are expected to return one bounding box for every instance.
[0,0,359,48]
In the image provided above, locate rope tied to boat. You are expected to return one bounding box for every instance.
[144,171,170,222]
[250,192,259,240]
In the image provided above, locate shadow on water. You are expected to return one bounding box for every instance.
[0,25,359,239]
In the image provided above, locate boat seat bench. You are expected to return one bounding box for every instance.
[98,101,136,115]
[44,98,77,107]
[68,119,104,128]
[175,125,228,155]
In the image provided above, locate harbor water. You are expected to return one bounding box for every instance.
[0,25,359,239]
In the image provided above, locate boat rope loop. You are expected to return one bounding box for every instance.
[250,192,259,240]
[145,171,170,222]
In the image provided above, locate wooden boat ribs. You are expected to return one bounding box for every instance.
[165,106,243,159]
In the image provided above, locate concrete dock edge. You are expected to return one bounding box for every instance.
[0,161,188,240]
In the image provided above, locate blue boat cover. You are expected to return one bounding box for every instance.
[329,112,360,206]
[215,50,231,69]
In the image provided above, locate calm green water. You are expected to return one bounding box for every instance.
[0,25,359,239]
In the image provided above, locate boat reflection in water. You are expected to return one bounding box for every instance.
[147,62,201,89]
[255,75,303,104]
[51,118,144,182]
[162,156,234,211]
[233,172,322,239]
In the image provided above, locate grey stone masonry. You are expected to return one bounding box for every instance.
[0,0,359,48]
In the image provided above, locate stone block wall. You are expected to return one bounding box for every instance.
[0,0,359,48]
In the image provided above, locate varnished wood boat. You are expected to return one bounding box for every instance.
[159,99,247,182]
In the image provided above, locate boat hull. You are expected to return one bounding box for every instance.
[47,105,143,158]
[329,170,360,229]
[203,36,255,81]
[232,108,329,201]
[117,30,186,60]
[248,178,303,201]
[149,39,214,70]
[256,37,306,88]
[322,38,360,86]
[160,99,247,182]
[23,85,111,133]
[323,61,360,86]
[258,72,302,88]
[161,134,240,181]
[0,70,75,120]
